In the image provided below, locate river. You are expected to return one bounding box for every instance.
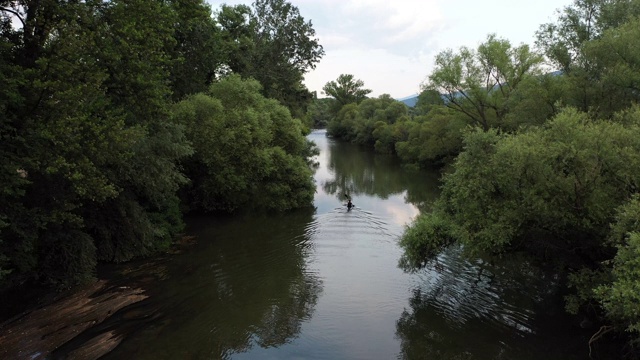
[70,129,597,359]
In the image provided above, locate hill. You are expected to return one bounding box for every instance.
[397,94,418,107]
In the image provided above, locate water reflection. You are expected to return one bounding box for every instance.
[96,210,322,360]
[318,133,440,212]
[54,129,600,359]
[308,129,592,359]
[396,247,591,360]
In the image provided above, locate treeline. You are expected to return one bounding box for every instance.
[322,0,640,354]
[0,0,322,289]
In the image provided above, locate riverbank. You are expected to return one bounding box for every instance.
[0,280,147,359]
[0,235,197,359]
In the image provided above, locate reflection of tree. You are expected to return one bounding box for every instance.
[396,247,584,360]
[322,139,440,210]
[100,208,322,359]
[396,288,475,360]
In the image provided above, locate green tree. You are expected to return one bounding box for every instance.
[216,0,324,118]
[326,102,359,141]
[536,0,640,73]
[326,93,410,150]
[324,74,373,139]
[84,0,192,264]
[412,88,444,116]
[322,73,372,111]
[0,0,192,286]
[167,0,223,101]
[444,108,639,254]
[581,17,640,116]
[306,96,333,129]
[425,34,543,131]
[396,107,466,166]
[173,75,315,213]
[595,196,640,338]
[535,0,640,116]
[1,1,146,285]
[501,72,567,131]
[400,106,640,351]
[216,4,255,76]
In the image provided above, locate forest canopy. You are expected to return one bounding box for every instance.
[0,0,321,288]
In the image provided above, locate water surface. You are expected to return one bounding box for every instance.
[92,130,595,359]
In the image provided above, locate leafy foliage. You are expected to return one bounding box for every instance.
[438,108,640,255]
[398,211,455,271]
[305,96,333,128]
[174,75,315,213]
[412,89,445,116]
[326,93,414,154]
[322,74,372,110]
[426,34,543,131]
[400,106,640,352]
[0,0,318,289]
[216,0,324,118]
[535,0,640,117]
[586,195,640,338]
[167,0,223,100]
[398,2,640,352]
[396,107,466,166]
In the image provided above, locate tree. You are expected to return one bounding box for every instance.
[500,72,567,131]
[216,0,324,117]
[535,0,640,116]
[595,196,640,339]
[84,0,192,264]
[0,0,192,286]
[412,89,444,116]
[535,0,640,73]
[399,106,640,352]
[325,93,411,149]
[322,73,372,110]
[173,75,315,213]
[396,107,466,166]
[305,96,333,129]
[425,34,543,131]
[216,4,255,76]
[581,17,640,116]
[326,103,359,140]
[167,0,223,100]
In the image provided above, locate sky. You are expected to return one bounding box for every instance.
[208,0,575,99]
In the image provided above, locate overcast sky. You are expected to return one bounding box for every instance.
[208,0,575,98]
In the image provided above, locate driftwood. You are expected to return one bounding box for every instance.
[0,280,147,360]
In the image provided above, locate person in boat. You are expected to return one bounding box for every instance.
[346,198,354,210]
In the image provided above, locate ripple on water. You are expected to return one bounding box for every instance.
[408,247,540,338]
[305,207,399,244]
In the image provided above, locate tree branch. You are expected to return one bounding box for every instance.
[0,6,26,28]
[589,325,614,358]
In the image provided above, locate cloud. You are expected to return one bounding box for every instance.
[208,0,574,98]
[304,47,427,98]
[319,0,445,57]
[209,0,444,96]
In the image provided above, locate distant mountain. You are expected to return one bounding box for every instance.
[397,94,418,107]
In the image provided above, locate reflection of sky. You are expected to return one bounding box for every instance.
[309,130,419,227]
[233,130,583,360]
[268,129,418,359]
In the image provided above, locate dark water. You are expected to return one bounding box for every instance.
[87,130,598,359]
